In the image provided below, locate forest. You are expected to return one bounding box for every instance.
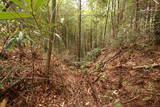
[0,0,160,107]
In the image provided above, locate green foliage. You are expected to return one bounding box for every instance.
[0,2,4,10]
[101,95,114,101]
[99,72,107,81]
[4,38,17,49]
[4,31,33,50]
[0,81,3,87]
[0,0,154,63]
[136,89,141,95]
[122,80,129,86]
[11,0,25,8]
[113,104,122,107]
[81,70,89,73]
[80,64,89,69]
[84,48,101,61]
[0,12,31,19]
[93,62,103,73]
[147,85,156,92]
[24,0,31,9]
[0,0,47,20]
[33,0,46,11]
[109,25,140,47]
[143,97,152,101]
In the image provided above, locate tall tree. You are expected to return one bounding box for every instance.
[135,0,139,31]
[77,0,82,61]
[154,2,160,45]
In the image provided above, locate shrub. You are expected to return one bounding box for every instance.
[83,48,101,62]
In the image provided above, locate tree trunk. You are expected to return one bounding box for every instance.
[46,0,56,72]
[77,0,82,61]
[103,0,110,46]
[111,0,116,38]
[154,3,160,45]
[135,0,139,31]
[90,15,93,51]
[95,17,98,48]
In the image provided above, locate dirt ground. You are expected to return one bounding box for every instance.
[0,45,160,107]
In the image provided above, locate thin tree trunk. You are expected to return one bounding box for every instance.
[154,3,160,45]
[117,0,120,25]
[90,15,93,50]
[77,0,82,61]
[95,17,98,48]
[111,0,115,38]
[63,24,67,48]
[135,0,139,31]
[103,0,110,46]
[46,0,56,72]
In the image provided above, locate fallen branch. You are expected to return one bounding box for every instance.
[101,47,129,68]
[122,96,140,104]
[133,63,160,70]
[12,76,50,80]
[153,0,159,4]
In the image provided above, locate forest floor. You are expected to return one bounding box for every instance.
[0,44,160,107]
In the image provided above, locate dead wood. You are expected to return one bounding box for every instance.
[121,96,140,104]
[133,63,160,70]
[101,47,129,68]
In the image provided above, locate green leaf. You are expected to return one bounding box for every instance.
[33,0,46,11]
[24,0,31,9]
[0,12,32,19]
[19,31,24,41]
[16,37,21,44]
[113,104,122,107]
[0,81,3,87]
[48,23,56,28]
[10,0,25,8]
[143,97,152,101]
[4,38,17,49]
[55,33,62,40]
